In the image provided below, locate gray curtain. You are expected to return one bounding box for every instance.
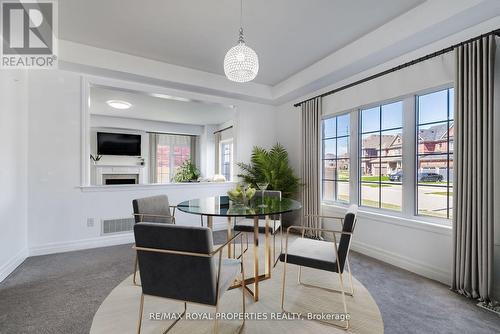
[452,35,495,302]
[214,132,221,174]
[190,135,198,166]
[149,133,158,183]
[301,97,322,238]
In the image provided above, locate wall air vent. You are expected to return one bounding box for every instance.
[101,218,134,235]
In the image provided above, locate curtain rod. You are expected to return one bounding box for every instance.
[294,28,500,108]
[213,125,233,134]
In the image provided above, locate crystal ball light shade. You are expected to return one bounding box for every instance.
[224,42,259,82]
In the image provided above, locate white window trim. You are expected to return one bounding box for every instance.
[219,138,234,181]
[320,84,454,227]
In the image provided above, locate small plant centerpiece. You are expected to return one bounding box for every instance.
[172,160,201,182]
[227,183,256,207]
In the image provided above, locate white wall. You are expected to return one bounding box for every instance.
[25,69,276,257]
[233,102,277,166]
[0,71,28,282]
[322,54,454,115]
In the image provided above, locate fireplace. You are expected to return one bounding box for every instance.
[102,174,139,185]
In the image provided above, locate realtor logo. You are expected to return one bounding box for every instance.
[1,0,57,69]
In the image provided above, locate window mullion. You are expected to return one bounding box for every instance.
[349,111,358,205]
[402,96,416,217]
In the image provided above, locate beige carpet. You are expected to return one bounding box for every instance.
[90,244,383,334]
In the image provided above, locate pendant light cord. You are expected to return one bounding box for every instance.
[238,0,244,43]
[240,0,243,28]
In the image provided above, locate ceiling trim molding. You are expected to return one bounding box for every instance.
[58,0,500,107]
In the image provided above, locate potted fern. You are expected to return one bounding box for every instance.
[237,143,300,197]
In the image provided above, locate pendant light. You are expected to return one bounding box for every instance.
[223,0,259,82]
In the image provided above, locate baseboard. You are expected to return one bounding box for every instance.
[0,247,29,283]
[351,240,451,285]
[29,233,135,257]
[493,286,500,301]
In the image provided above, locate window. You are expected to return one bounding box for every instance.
[416,88,454,219]
[321,114,350,203]
[155,133,193,183]
[360,101,403,211]
[220,140,233,181]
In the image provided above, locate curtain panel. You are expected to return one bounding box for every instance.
[214,132,222,175]
[149,133,158,183]
[452,35,495,302]
[301,97,322,238]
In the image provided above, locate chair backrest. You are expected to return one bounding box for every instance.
[132,195,172,223]
[134,223,218,305]
[336,204,358,273]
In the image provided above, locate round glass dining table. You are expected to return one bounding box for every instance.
[177,195,302,301]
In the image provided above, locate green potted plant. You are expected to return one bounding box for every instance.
[237,143,300,197]
[172,160,201,182]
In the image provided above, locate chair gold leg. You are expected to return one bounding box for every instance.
[137,293,144,334]
[213,303,219,334]
[273,232,275,263]
[298,264,354,297]
[283,265,350,330]
[235,232,249,260]
[337,271,349,330]
[264,216,271,279]
[227,217,233,258]
[137,294,186,334]
[273,231,278,268]
[281,255,288,311]
[240,245,246,333]
[163,302,186,334]
[346,258,354,296]
[133,255,139,286]
[253,216,259,301]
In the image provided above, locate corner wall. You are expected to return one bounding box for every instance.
[0,71,28,282]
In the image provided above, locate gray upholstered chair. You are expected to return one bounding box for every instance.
[133,223,246,334]
[132,195,177,285]
[233,190,283,266]
[132,194,176,224]
[279,204,358,330]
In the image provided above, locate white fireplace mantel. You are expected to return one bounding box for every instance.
[93,165,145,185]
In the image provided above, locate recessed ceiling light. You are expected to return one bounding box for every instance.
[106,100,132,109]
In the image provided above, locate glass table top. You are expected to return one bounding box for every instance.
[177,196,302,217]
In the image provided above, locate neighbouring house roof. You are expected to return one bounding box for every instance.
[362,134,396,149]
[418,123,453,141]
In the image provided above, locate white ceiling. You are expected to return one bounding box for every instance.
[90,86,235,125]
[59,0,423,85]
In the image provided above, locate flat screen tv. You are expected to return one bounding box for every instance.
[97,132,141,156]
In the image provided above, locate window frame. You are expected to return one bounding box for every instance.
[219,138,234,181]
[321,112,351,204]
[320,84,454,226]
[358,101,404,212]
[154,133,194,184]
[415,87,454,220]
